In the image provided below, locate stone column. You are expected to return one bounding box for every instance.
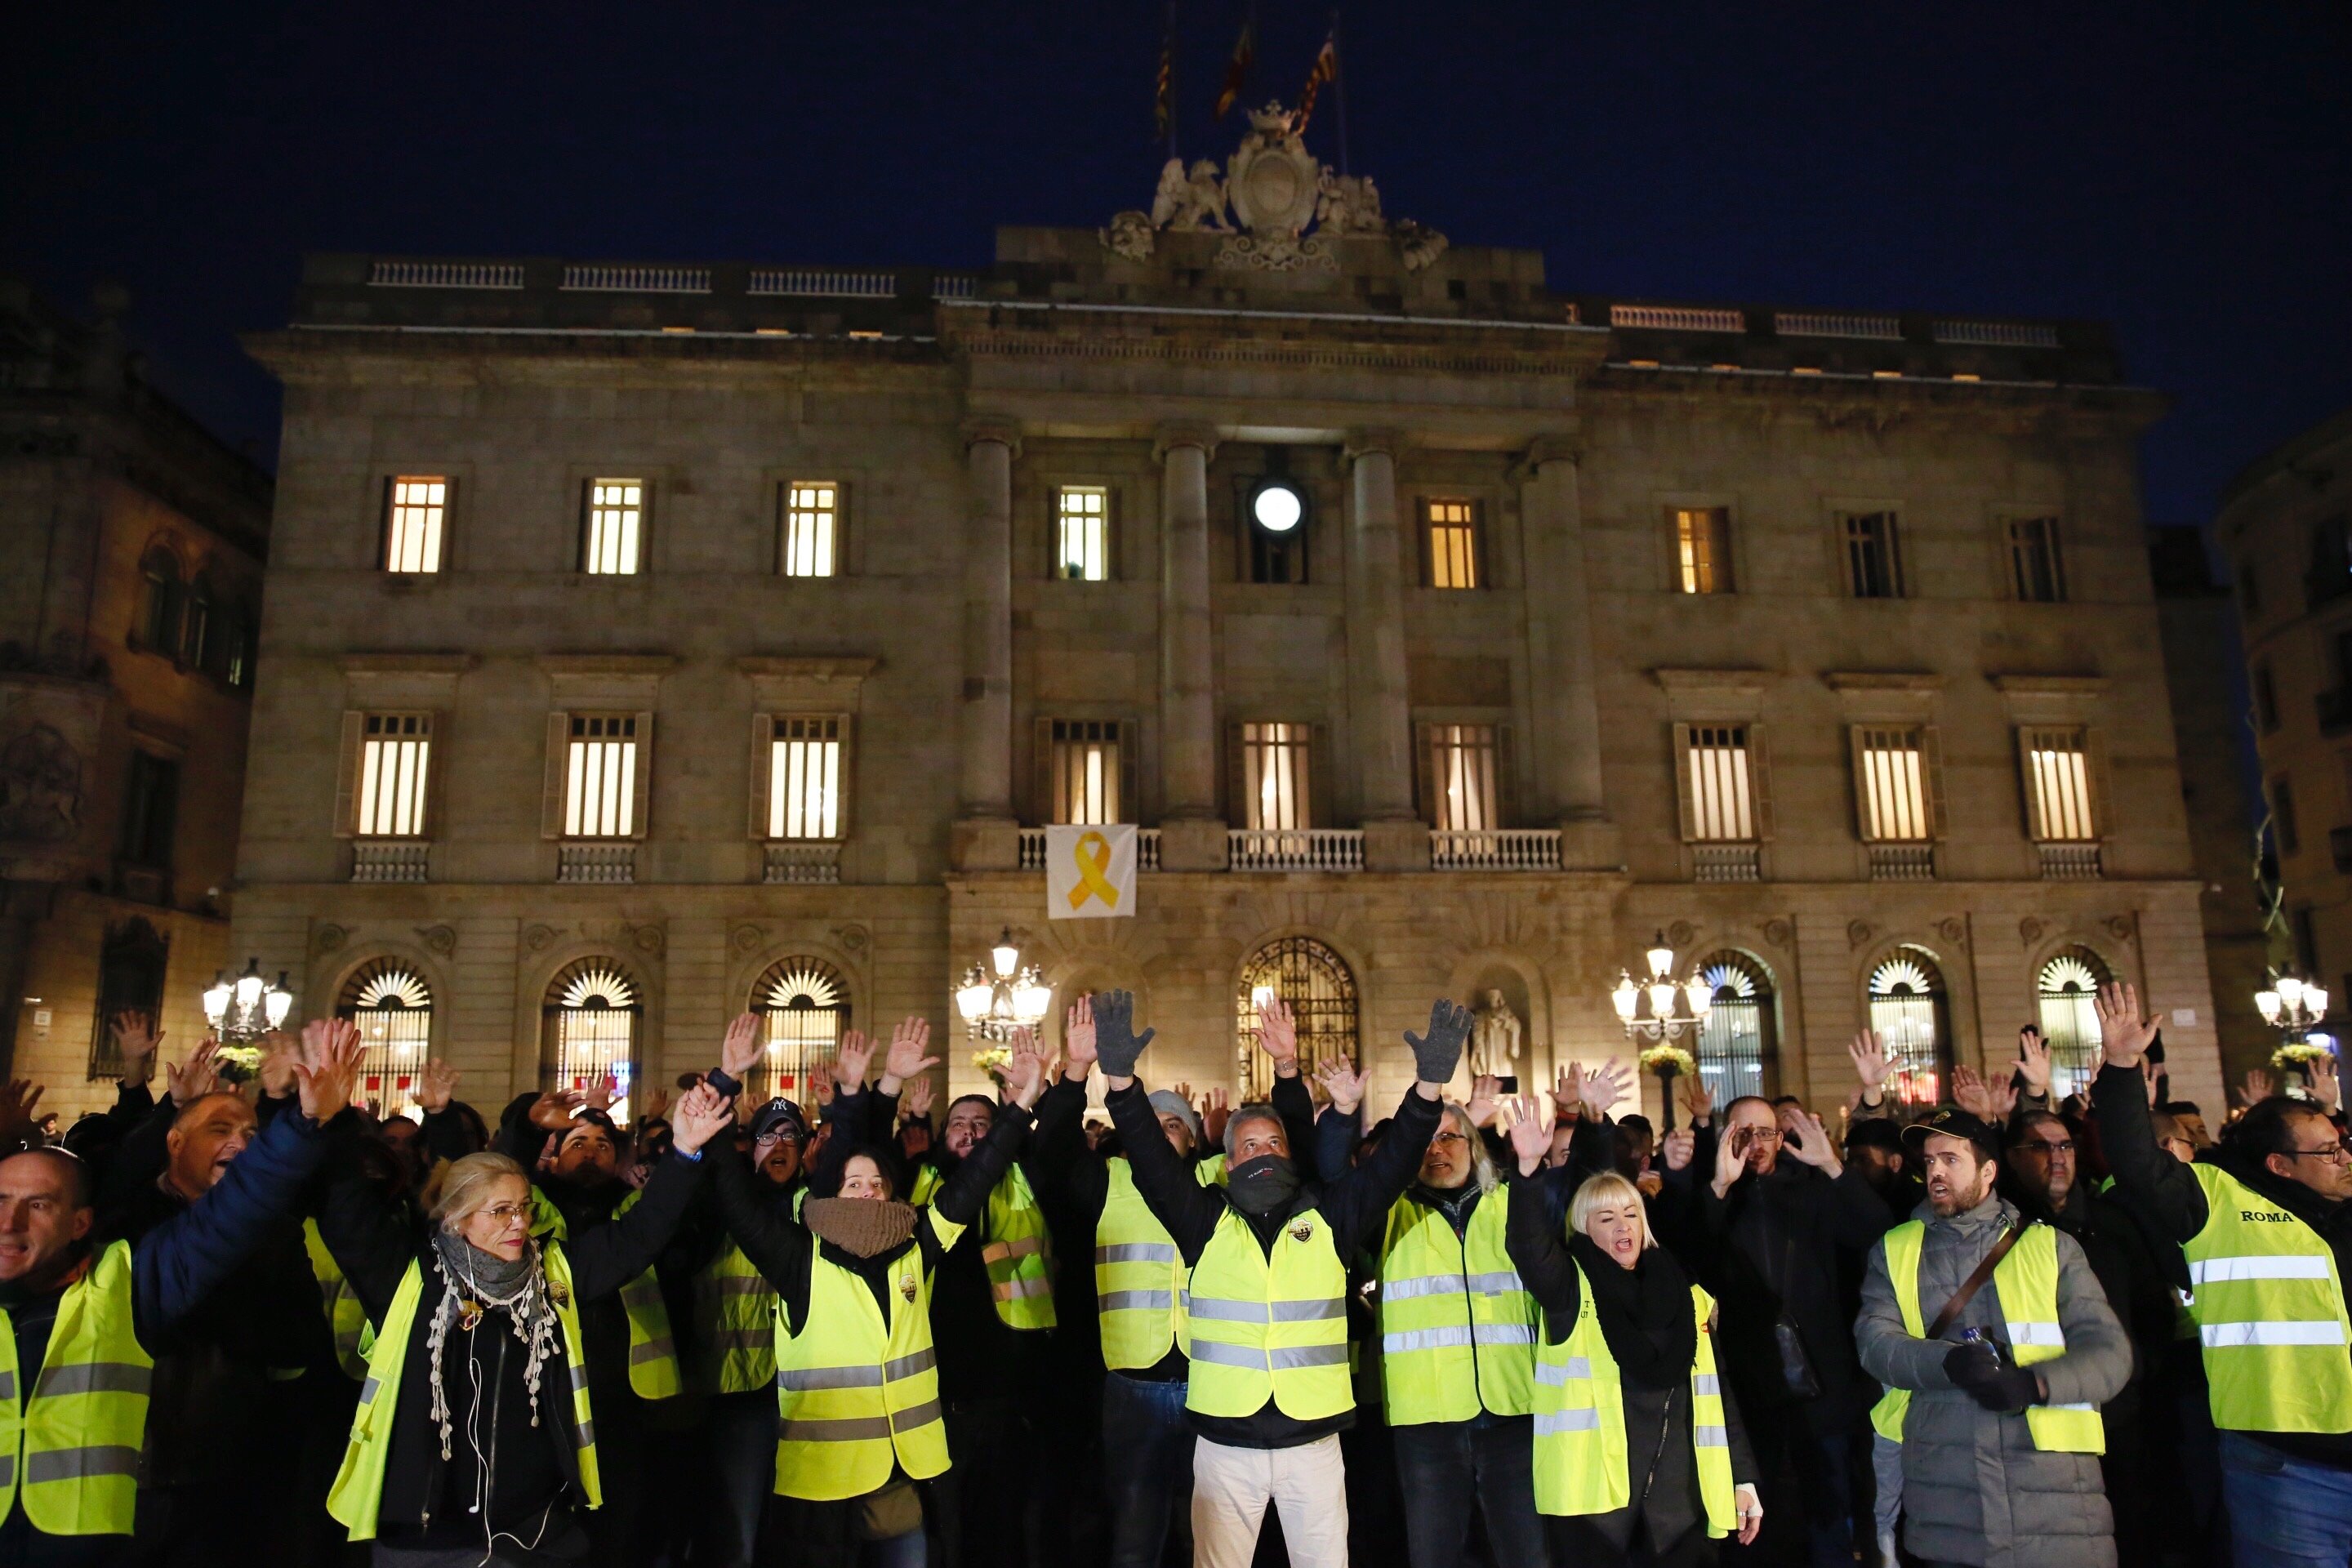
[1517,435,1620,868]
[1156,423,1219,813]
[957,421,1019,848]
[1343,431,1423,870]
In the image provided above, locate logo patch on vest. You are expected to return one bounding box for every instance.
[900,1272,918,1301]
[1290,1218,1315,1243]
[548,1281,570,1307]
[2243,1211,2292,1223]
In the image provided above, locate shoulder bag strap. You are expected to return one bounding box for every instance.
[1924,1223,2021,1342]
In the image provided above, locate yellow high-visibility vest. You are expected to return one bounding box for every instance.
[327,1246,601,1541]
[1531,1263,1735,1535]
[530,1184,680,1400]
[303,1218,375,1382]
[771,1208,963,1501]
[0,1239,153,1537]
[1375,1184,1536,1424]
[1869,1220,2104,1453]
[1093,1155,1223,1371]
[1183,1207,1351,1421]
[698,1239,781,1396]
[911,1161,1056,1330]
[2182,1163,2352,1434]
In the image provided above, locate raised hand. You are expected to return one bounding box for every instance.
[1847,1031,1891,1097]
[2140,1058,2161,1108]
[1679,1075,1714,1127]
[294,1018,363,1123]
[1315,1055,1365,1117]
[583,1074,619,1114]
[257,1031,300,1098]
[2093,982,2158,1071]
[2310,1054,2344,1114]
[808,1061,835,1107]
[1662,1127,1695,1172]
[1404,998,1473,1090]
[671,1083,733,1154]
[1256,996,1300,1078]
[1062,996,1098,1082]
[1555,1063,1579,1113]
[2238,1067,2274,1108]
[636,1083,671,1127]
[721,1013,764,1080]
[112,1010,161,1085]
[165,1039,221,1104]
[1465,1075,1501,1129]
[1985,1074,2018,1121]
[1579,1058,1633,1120]
[0,1081,45,1150]
[1711,1116,1752,1198]
[1005,1029,1049,1110]
[1202,1086,1230,1148]
[1951,1065,1991,1119]
[879,1017,940,1094]
[418,1057,461,1115]
[903,1073,935,1122]
[1093,990,1156,1082]
[1782,1107,1842,1175]
[528,1089,584,1130]
[2016,1027,2051,1100]
[1504,1094,1551,1174]
[833,1029,874,1095]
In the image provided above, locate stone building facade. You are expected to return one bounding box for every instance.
[229,119,2224,1123]
[2217,407,2352,1058]
[0,278,271,1108]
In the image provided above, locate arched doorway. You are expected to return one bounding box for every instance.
[337,960,433,1120]
[1868,947,1953,1106]
[541,960,642,1121]
[1236,937,1358,1101]
[2036,948,2113,1101]
[753,959,850,1107]
[1694,951,1775,1105]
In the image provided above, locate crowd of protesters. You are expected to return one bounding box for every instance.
[0,978,2342,1568]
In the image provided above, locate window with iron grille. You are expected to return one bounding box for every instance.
[754,959,849,1106]
[139,552,180,649]
[1683,726,1755,840]
[780,482,839,577]
[581,479,644,575]
[355,713,433,837]
[1241,722,1313,830]
[1056,486,1109,581]
[768,715,843,840]
[1841,511,1903,599]
[2021,727,2096,841]
[1855,727,1930,841]
[1049,719,1121,824]
[1868,949,1950,1099]
[384,478,448,574]
[1424,499,1479,590]
[338,960,433,1120]
[1675,507,1733,595]
[1425,724,1498,831]
[2007,516,2065,603]
[1694,953,1772,1103]
[2035,949,2110,1100]
[542,961,641,1121]
[565,715,638,838]
[1236,938,1358,1102]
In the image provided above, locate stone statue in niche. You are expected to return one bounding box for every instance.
[1468,989,1523,1079]
[0,724,80,844]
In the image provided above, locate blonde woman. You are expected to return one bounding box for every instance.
[1501,1098,1764,1568]
[314,1084,733,1565]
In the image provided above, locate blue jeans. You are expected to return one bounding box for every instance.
[2221,1431,2352,1568]
[1102,1371,1194,1568]
[702,1390,777,1567]
[1390,1414,1547,1568]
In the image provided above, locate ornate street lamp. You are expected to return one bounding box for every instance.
[954,927,1052,1045]
[2256,969,2335,1094]
[1608,932,1715,1130]
[202,957,293,1045]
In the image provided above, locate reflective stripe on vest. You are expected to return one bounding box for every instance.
[1094,1159,1185,1370]
[1376,1183,1537,1423]
[697,1241,781,1396]
[981,1167,1055,1330]
[610,1188,680,1399]
[2183,1164,2352,1435]
[1869,1220,2104,1454]
[1183,1207,1352,1422]
[1531,1263,1735,1535]
[304,1218,376,1383]
[0,1240,153,1537]
[327,1247,602,1541]
[771,1208,963,1502]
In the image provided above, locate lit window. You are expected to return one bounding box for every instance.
[1056,487,1108,581]
[1855,727,1930,841]
[356,713,433,837]
[1425,724,1496,831]
[544,962,640,1123]
[2008,517,2065,603]
[2023,727,2096,841]
[781,483,838,577]
[1241,722,1313,830]
[1675,507,1733,595]
[341,962,433,1120]
[1425,500,1479,590]
[768,715,842,840]
[565,715,639,837]
[1049,720,1120,824]
[1684,725,1755,840]
[385,478,447,574]
[582,479,644,575]
[1842,511,1903,599]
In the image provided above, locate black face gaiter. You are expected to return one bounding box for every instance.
[1227,1154,1300,1217]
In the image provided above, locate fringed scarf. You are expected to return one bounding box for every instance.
[425,1230,561,1461]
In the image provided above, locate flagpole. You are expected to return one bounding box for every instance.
[1164,0,1179,160]
[1331,7,1350,175]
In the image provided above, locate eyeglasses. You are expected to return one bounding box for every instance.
[2283,1141,2352,1165]
[479,1203,532,1225]
[2017,1140,2075,1156]
[1428,1132,1469,1149]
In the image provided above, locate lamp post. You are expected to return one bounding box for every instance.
[2256,970,2334,1094]
[201,957,293,1045]
[953,927,1053,1054]
[1608,932,1713,1129]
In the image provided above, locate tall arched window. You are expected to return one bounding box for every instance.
[754,959,849,1107]
[338,960,433,1120]
[1869,948,1953,1104]
[543,960,642,1121]
[2036,947,2113,1100]
[1236,937,1358,1101]
[1695,952,1775,1104]
[138,551,181,653]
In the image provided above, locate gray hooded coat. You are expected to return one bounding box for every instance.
[1856,1192,2131,1568]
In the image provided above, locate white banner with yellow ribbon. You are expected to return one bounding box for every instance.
[1045,823,1138,920]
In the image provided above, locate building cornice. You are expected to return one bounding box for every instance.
[734,657,881,682]
[1989,674,2109,697]
[536,654,679,676]
[340,653,479,675]
[1822,670,1947,693]
[1652,667,1776,695]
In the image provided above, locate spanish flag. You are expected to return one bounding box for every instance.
[1214,16,1255,119]
[1293,26,1338,135]
[1154,3,1176,142]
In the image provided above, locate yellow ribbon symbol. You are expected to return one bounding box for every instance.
[1066,831,1121,911]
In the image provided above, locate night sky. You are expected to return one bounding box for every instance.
[5,2,2346,531]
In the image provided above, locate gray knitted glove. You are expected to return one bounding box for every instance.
[1094,989,1156,1079]
[1403,999,1473,1085]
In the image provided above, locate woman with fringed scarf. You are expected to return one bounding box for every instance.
[310,1081,736,1566]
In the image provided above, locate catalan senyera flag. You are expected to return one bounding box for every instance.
[1045,824,1138,920]
[1294,27,1338,135]
[1154,7,1176,140]
[1214,16,1255,119]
